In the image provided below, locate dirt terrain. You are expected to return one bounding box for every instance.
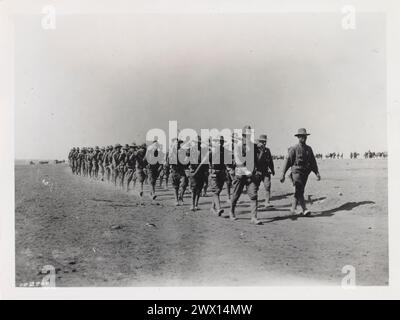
[15,159,388,286]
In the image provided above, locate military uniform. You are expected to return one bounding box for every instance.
[159,152,170,188]
[104,146,113,182]
[78,148,86,176]
[186,139,209,210]
[230,125,263,225]
[170,140,188,205]
[118,146,129,187]
[256,135,275,204]
[92,147,100,178]
[68,148,75,173]
[133,145,148,197]
[209,137,229,215]
[125,144,137,192]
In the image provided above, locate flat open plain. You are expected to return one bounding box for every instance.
[15,159,388,286]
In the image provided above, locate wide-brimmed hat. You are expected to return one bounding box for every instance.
[258,134,268,142]
[114,143,122,148]
[95,146,100,150]
[295,128,310,137]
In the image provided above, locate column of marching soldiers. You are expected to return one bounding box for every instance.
[67,126,323,225]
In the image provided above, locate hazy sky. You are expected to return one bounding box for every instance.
[15,13,386,159]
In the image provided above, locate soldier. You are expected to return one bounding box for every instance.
[118,146,129,188]
[170,139,188,206]
[112,144,122,186]
[85,148,93,178]
[79,148,87,176]
[103,146,113,182]
[280,128,321,216]
[74,147,81,175]
[186,136,209,211]
[92,146,100,179]
[210,136,228,216]
[98,147,105,181]
[125,143,137,192]
[201,137,211,197]
[229,125,263,225]
[71,147,78,174]
[225,133,238,204]
[72,147,79,174]
[159,151,170,188]
[256,134,275,205]
[146,140,163,200]
[134,143,148,197]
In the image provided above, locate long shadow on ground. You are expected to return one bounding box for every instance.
[262,201,375,223]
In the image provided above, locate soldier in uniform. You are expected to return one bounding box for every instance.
[125,143,137,192]
[186,136,209,211]
[112,144,122,186]
[280,128,321,216]
[118,145,129,188]
[170,139,188,206]
[98,147,105,181]
[225,132,239,204]
[74,147,81,175]
[79,148,87,176]
[134,143,148,197]
[92,146,100,179]
[72,148,80,174]
[256,134,275,205]
[159,151,170,188]
[146,140,163,200]
[103,146,112,183]
[229,125,263,225]
[68,148,75,173]
[86,148,93,178]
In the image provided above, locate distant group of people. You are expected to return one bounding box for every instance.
[324,152,344,159]
[68,127,321,225]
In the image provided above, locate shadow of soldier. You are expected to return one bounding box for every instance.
[262,201,375,223]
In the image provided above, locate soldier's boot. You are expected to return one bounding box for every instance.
[299,197,311,216]
[250,199,262,225]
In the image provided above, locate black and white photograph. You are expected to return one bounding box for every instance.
[1,0,400,301]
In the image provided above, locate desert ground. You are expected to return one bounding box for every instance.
[15,159,388,286]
